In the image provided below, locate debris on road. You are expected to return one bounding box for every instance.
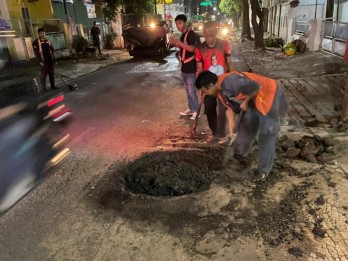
[280,135,338,163]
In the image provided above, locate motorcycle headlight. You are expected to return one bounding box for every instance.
[199,25,203,30]
[222,28,228,35]
[150,23,156,28]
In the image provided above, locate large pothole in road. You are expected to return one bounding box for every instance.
[123,147,224,197]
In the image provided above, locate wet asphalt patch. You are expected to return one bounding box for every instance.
[123,148,224,197]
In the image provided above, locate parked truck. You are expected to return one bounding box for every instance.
[122,21,172,58]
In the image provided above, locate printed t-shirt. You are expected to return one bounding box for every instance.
[196,39,231,73]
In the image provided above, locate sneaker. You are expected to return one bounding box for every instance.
[252,171,269,182]
[180,109,194,116]
[190,112,199,120]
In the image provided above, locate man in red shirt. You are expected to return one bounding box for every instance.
[196,21,233,142]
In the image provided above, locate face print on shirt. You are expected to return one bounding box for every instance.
[208,54,224,76]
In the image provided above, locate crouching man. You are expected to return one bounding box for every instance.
[195,71,288,182]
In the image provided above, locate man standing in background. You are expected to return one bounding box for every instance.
[32,27,58,92]
[169,14,199,120]
[91,21,102,55]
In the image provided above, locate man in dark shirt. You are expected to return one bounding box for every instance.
[32,27,57,92]
[169,14,199,120]
[91,21,101,55]
[196,70,288,182]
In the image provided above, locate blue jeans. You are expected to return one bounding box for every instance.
[182,73,198,112]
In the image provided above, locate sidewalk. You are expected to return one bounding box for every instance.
[0,49,132,89]
[234,39,348,174]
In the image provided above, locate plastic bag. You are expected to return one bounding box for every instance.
[284,42,296,56]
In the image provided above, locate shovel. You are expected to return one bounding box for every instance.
[54,72,78,91]
[223,109,244,165]
[191,96,205,135]
[229,109,244,146]
[44,64,78,91]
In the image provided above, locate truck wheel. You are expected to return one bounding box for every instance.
[160,46,166,57]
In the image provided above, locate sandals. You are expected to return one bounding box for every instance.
[207,135,217,142]
[217,136,230,144]
[252,171,269,182]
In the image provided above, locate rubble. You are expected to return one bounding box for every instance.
[288,247,304,257]
[280,135,337,163]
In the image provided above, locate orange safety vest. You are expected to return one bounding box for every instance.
[181,29,195,64]
[217,71,278,116]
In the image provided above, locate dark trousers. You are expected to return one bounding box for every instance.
[40,63,55,90]
[204,95,226,137]
[232,85,288,174]
[92,37,101,54]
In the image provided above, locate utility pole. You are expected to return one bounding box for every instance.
[63,0,73,50]
[63,0,69,25]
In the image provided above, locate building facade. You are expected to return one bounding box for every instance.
[267,0,348,56]
[0,0,113,64]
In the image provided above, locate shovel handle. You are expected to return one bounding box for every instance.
[192,96,205,131]
[228,109,244,146]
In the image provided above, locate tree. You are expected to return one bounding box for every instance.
[249,0,265,49]
[122,0,154,15]
[103,0,155,24]
[240,0,252,40]
[219,0,242,29]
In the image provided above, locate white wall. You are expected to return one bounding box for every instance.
[273,4,289,40]
[0,0,10,20]
[334,0,348,22]
[112,12,124,48]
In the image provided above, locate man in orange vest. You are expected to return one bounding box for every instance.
[196,70,288,182]
[33,27,58,92]
[169,14,199,120]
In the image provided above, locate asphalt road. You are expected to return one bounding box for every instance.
[2,47,347,261]
[0,53,198,260]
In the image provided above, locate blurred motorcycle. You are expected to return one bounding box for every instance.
[0,77,71,215]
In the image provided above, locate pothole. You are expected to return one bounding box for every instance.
[123,147,224,197]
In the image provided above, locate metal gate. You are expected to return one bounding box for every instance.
[321,21,348,57]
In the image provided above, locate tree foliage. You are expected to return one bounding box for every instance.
[219,0,242,16]
[103,0,155,23]
[219,0,250,35]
